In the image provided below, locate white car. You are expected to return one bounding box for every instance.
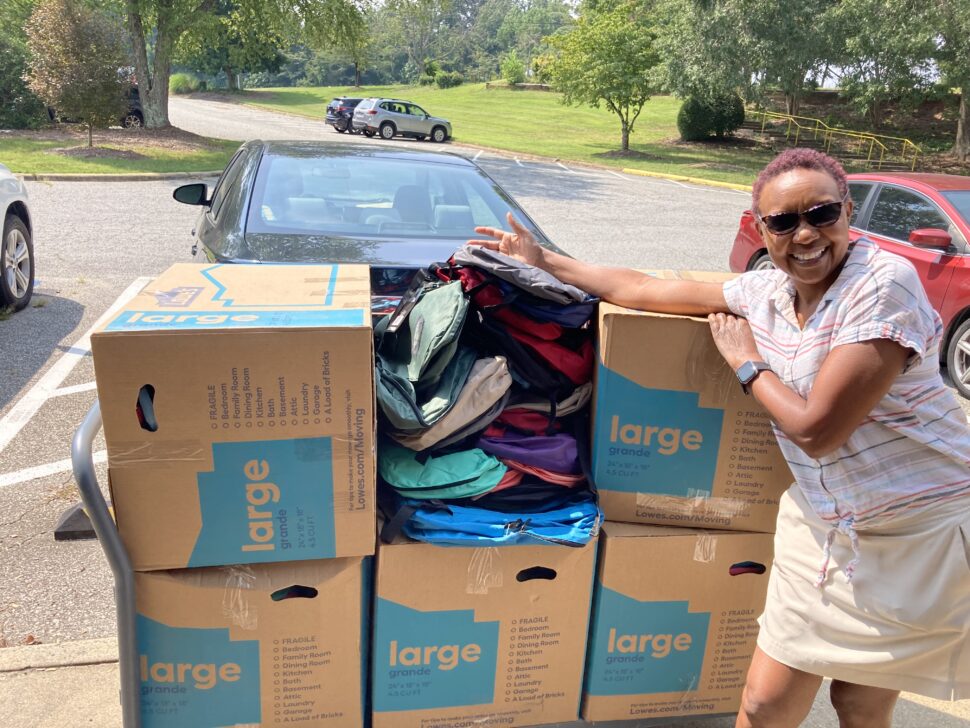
[0,163,33,311]
[352,98,452,142]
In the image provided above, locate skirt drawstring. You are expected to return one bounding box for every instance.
[814,516,861,588]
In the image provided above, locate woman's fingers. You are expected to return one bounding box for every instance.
[507,213,529,236]
[466,239,502,250]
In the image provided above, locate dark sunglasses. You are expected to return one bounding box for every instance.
[758,192,849,236]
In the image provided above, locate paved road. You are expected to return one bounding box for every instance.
[0,97,966,726]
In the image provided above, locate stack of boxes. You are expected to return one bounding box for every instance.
[91,263,377,727]
[581,270,793,721]
[90,264,794,727]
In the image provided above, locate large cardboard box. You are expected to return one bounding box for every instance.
[582,523,773,722]
[592,271,792,532]
[136,557,370,728]
[371,539,598,728]
[92,263,376,570]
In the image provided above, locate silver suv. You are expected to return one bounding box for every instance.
[352,98,452,143]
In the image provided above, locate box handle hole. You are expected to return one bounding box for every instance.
[516,566,557,582]
[729,561,766,576]
[136,385,158,432]
[270,585,319,601]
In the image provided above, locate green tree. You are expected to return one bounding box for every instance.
[176,0,285,90]
[543,1,660,151]
[25,0,129,145]
[930,0,970,159]
[500,48,525,84]
[834,0,937,126]
[384,0,452,76]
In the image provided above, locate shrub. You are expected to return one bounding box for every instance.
[434,70,463,89]
[169,73,201,94]
[677,93,745,140]
[677,96,711,141]
[0,36,47,129]
[500,50,526,85]
[418,73,435,86]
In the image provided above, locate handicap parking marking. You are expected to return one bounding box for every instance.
[0,451,107,489]
[0,276,150,458]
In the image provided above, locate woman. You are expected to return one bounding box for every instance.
[469,148,970,728]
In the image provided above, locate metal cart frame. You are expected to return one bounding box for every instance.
[72,400,141,728]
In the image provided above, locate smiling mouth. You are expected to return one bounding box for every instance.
[791,247,828,263]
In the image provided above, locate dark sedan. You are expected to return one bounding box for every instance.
[173,141,559,313]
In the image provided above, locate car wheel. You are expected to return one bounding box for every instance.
[122,112,143,129]
[946,318,970,398]
[431,126,447,143]
[363,129,375,138]
[335,119,349,133]
[748,251,775,271]
[380,123,396,140]
[1,215,34,311]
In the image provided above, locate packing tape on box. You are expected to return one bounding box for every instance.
[108,440,207,466]
[685,330,735,405]
[693,534,718,563]
[635,492,750,519]
[466,547,504,595]
[221,565,259,630]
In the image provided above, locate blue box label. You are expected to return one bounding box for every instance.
[592,364,723,497]
[585,587,709,696]
[106,308,365,331]
[373,598,499,712]
[189,437,336,567]
[137,615,261,728]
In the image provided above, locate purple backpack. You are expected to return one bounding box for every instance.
[477,431,580,474]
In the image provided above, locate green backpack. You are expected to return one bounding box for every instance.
[376,281,471,432]
[379,441,506,499]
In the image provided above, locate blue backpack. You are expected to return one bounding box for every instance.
[380,488,601,547]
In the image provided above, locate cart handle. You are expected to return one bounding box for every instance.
[71,400,141,728]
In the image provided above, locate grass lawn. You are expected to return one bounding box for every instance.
[0,127,237,174]
[241,84,775,186]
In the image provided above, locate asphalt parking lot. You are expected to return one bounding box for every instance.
[1,99,967,727]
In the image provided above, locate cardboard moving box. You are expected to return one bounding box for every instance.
[371,539,597,728]
[582,522,773,722]
[592,272,792,532]
[92,263,376,570]
[135,557,370,728]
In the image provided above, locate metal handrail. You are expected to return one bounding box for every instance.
[749,109,919,170]
[71,401,142,728]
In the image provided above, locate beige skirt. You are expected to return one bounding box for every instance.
[758,485,970,700]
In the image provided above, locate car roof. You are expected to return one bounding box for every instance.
[850,172,970,193]
[256,140,472,168]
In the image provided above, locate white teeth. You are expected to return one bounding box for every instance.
[792,248,826,262]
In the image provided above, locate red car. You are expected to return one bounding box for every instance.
[730,172,970,397]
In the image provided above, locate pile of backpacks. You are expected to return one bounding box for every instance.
[375,246,602,547]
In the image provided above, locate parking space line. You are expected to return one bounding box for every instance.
[0,277,150,457]
[605,171,627,179]
[0,451,107,489]
[556,162,577,174]
[51,382,98,397]
[473,150,483,161]
[514,157,524,167]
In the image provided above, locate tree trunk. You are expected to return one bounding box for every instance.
[124,0,180,128]
[955,92,970,161]
[88,122,93,148]
[620,117,629,151]
[354,62,361,87]
[224,66,237,91]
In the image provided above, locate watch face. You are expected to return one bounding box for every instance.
[737,361,756,383]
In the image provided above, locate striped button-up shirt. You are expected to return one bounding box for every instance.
[723,238,970,565]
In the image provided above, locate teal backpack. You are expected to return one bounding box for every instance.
[379,441,506,499]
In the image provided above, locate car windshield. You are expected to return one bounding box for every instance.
[246,153,548,242]
[942,190,970,225]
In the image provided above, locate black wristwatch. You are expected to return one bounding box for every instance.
[736,360,771,394]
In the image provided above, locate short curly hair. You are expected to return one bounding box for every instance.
[751,148,848,215]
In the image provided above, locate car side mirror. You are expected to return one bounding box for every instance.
[909,228,952,248]
[173,183,209,206]
[423,114,429,120]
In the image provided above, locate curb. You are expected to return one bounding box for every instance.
[0,638,118,673]
[17,171,222,182]
[621,168,753,192]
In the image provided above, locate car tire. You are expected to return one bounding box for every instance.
[335,119,349,133]
[1,215,34,311]
[946,318,970,398]
[748,251,775,271]
[363,129,375,138]
[380,123,396,140]
[122,111,143,129]
[431,126,447,143]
